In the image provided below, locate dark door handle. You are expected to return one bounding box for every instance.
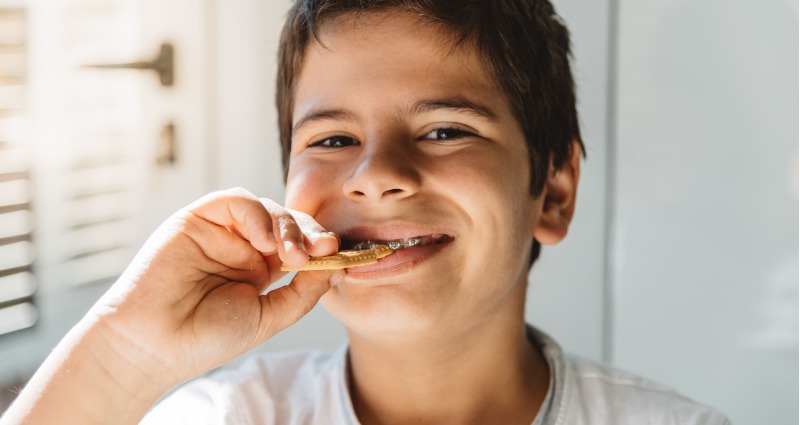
[84,42,174,87]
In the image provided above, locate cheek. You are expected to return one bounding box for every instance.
[432,148,533,273]
[431,148,531,222]
[284,159,340,212]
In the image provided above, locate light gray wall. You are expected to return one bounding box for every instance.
[611,0,798,424]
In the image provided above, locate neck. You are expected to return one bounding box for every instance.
[345,288,550,425]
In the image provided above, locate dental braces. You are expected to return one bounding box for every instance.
[352,237,421,251]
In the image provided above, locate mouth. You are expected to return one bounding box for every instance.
[337,232,455,279]
[341,234,454,251]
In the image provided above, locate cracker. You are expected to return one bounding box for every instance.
[280,245,394,271]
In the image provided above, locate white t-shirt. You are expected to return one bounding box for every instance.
[141,327,731,424]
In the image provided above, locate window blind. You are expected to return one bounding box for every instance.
[0,6,38,336]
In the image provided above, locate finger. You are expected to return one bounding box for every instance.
[257,270,343,340]
[178,213,269,285]
[263,254,290,288]
[260,199,309,267]
[188,188,276,254]
[287,209,340,257]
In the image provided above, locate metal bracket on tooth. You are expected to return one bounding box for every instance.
[388,237,420,250]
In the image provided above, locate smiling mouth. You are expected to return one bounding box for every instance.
[342,234,454,251]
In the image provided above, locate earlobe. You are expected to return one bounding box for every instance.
[532,139,581,245]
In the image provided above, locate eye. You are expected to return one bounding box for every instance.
[308,135,359,148]
[421,127,477,141]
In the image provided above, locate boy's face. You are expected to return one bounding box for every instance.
[284,11,546,338]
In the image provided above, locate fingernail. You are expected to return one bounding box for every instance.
[309,231,334,245]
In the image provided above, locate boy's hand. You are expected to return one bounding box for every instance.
[0,188,341,425]
[90,188,341,387]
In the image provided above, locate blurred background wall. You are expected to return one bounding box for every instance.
[0,0,796,423]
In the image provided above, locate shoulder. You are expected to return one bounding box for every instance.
[560,354,731,425]
[526,326,731,425]
[141,348,350,425]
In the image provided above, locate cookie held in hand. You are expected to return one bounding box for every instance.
[280,245,394,271]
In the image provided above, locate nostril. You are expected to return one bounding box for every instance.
[384,188,404,196]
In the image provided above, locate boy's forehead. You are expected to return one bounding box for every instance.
[293,11,510,124]
[313,10,479,67]
[316,10,457,49]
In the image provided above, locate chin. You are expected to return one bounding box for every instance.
[321,290,445,341]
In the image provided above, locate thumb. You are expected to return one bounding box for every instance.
[257,270,342,340]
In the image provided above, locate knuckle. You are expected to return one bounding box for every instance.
[224,187,254,200]
[277,213,298,232]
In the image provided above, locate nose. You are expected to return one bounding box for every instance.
[342,140,421,202]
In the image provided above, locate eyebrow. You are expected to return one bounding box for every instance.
[409,98,499,121]
[291,97,499,135]
[293,108,359,135]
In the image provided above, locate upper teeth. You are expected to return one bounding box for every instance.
[353,237,420,251]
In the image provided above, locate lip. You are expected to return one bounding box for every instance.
[336,224,455,243]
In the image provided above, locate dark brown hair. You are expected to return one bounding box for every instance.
[276,0,583,266]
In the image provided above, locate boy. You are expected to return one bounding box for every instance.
[2,0,730,424]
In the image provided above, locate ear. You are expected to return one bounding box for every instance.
[532,139,581,245]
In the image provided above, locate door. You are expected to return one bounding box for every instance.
[136,0,213,233]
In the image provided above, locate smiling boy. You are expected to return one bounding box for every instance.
[1,1,729,424]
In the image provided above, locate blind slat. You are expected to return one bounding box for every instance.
[0,210,32,239]
[0,271,35,304]
[0,241,34,271]
[0,302,37,335]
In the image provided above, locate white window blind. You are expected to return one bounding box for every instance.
[0,6,37,336]
[32,0,142,289]
[0,1,143,336]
